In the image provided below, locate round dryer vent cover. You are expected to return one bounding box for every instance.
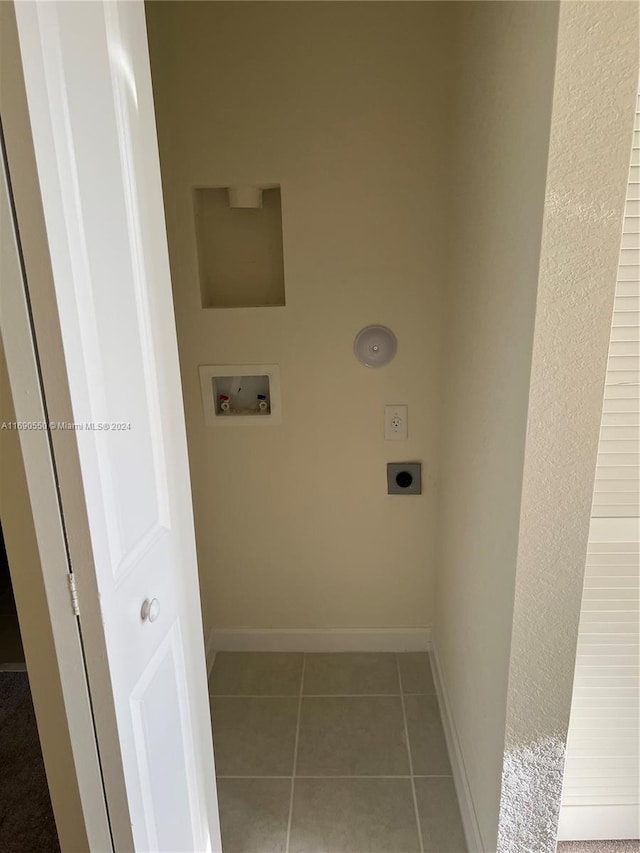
[353,325,397,368]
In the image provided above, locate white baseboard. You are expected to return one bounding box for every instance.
[207,626,431,655]
[205,631,217,678]
[431,637,485,853]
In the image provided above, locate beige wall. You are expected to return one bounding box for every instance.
[433,3,560,849]
[147,2,452,632]
[435,2,639,851]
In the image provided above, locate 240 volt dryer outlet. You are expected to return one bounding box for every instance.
[387,462,422,495]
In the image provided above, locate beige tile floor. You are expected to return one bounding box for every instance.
[209,652,467,853]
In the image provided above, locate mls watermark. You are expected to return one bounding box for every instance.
[1,421,132,432]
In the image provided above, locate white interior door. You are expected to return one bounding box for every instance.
[12,1,221,850]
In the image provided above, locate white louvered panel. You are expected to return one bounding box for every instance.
[596,455,639,470]
[584,560,639,572]
[581,610,638,636]
[574,716,636,736]
[577,636,639,648]
[594,268,639,516]
[565,758,639,774]
[569,699,639,713]
[610,298,638,317]
[574,656,639,669]
[586,541,639,551]
[602,405,640,427]
[562,542,640,829]
[604,363,639,378]
[576,658,639,670]
[609,328,640,345]
[619,248,639,262]
[575,663,639,675]
[616,284,640,299]
[611,313,640,328]
[568,721,639,733]
[572,681,638,694]
[602,399,640,414]
[608,342,640,359]
[570,698,639,711]
[598,440,639,452]
[597,466,639,483]
[617,298,640,317]
[591,506,640,519]
[560,102,640,841]
[580,592,639,608]
[586,541,640,553]
[618,267,640,281]
[584,577,639,590]
[596,478,639,498]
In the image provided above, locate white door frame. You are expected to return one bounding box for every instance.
[2,1,220,849]
[0,6,112,848]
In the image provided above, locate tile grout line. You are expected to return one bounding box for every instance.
[396,654,425,853]
[217,774,453,780]
[209,692,436,699]
[211,693,408,698]
[285,654,306,853]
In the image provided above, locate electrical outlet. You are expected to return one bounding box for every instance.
[384,405,408,441]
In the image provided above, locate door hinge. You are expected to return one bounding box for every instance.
[68,572,80,617]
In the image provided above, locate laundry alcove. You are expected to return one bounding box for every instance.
[145,2,636,851]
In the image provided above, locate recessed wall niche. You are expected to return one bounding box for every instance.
[194,185,286,308]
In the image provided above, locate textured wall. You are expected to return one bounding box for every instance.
[497,3,639,851]
[146,2,452,632]
[433,3,560,849]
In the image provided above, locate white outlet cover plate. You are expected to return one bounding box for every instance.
[384,405,408,441]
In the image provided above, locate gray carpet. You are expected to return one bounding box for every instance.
[0,612,25,668]
[558,842,640,852]
[0,671,60,852]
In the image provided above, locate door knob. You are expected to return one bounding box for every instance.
[141,598,160,623]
